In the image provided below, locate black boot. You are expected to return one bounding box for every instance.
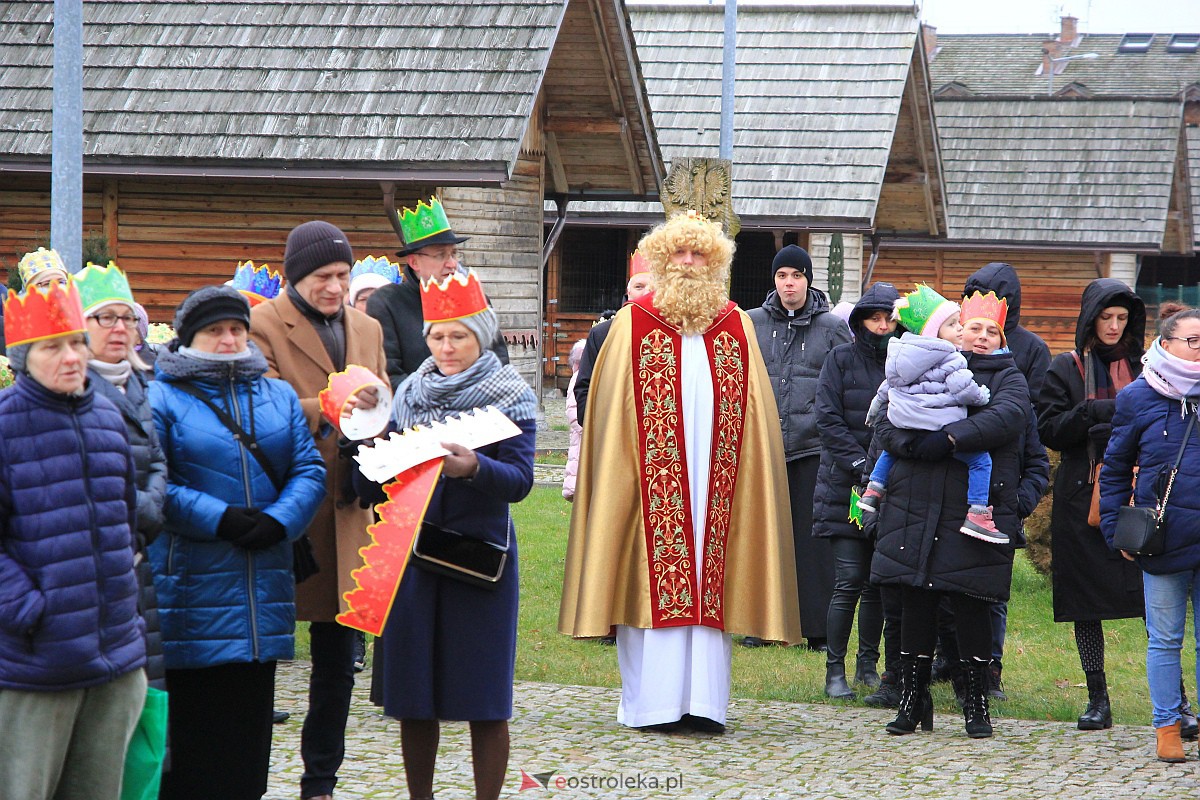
[986,661,1007,701]
[824,661,855,699]
[950,660,967,709]
[886,654,933,735]
[1077,670,1112,731]
[961,659,993,738]
[854,654,881,689]
[864,671,901,708]
[1180,681,1198,740]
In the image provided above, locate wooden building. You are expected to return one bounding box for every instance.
[542,3,948,387]
[910,19,1199,354]
[0,0,663,387]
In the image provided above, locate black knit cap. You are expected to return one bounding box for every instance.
[283,220,354,285]
[174,285,251,347]
[771,244,813,285]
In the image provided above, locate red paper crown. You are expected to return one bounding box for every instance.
[4,281,87,348]
[318,365,391,439]
[420,269,488,324]
[960,290,1008,332]
[629,251,650,279]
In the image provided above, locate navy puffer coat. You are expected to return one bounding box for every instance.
[0,375,146,691]
[1100,377,1200,575]
[812,282,898,539]
[870,352,1029,601]
[149,347,326,669]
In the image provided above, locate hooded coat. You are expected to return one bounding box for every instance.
[964,263,1051,400]
[812,282,898,540]
[870,352,1029,600]
[1036,279,1146,621]
[747,287,852,460]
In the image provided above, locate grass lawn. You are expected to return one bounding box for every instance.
[299,485,1194,727]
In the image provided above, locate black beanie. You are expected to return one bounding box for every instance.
[174,285,251,347]
[772,244,813,285]
[283,220,354,285]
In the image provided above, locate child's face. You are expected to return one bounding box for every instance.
[962,320,1003,354]
[936,313,963,348]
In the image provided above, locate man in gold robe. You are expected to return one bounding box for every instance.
[559,212,802,733]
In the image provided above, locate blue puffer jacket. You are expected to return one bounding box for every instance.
[0,375,146,691]
[149,347,326,669]
[1100,376,1200,575]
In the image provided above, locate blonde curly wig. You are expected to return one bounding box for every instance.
[637,213,735,334]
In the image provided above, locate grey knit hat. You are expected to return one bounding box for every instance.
[423,306,498,351]
[173,285,251,347]
[284,220,354,285]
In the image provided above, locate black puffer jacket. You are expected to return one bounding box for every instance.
[812,282,898,539]
[870,351,1029,601]
[747,288,852,460]
[365,264,509,391]
[89,366,168,691]
[964,262,1051,400]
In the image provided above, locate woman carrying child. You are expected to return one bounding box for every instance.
[869,287,1030,740]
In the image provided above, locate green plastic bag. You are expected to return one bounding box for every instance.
[121,686,168,800]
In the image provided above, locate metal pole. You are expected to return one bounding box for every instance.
[719,0,736,161]
[52,0,84,272]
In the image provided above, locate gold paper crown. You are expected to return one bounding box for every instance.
[419,269,488,324]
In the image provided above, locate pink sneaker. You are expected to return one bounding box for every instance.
[857,486,884,514]
[960,506,1009,545]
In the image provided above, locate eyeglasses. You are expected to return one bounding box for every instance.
[412,248,458,262]
[90,312,139,329]
[1164,336,1200,350]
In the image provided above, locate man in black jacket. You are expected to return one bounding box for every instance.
[366,199,508,391]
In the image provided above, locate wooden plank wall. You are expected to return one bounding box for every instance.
[442,144,545,391]
[868,247,1105,356]
[1,172,424,323]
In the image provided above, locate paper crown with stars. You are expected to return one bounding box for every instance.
[350,255,402,284]
[959,290,1009,344]
[420,269,488,325]
[230,261,283,306]
[74,261,136,316]
[892,284,960,338]
[396,197,469,256]
[4,280,87,348]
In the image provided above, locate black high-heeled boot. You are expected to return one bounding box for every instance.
[1077,670,1112,730]
[1180,681,1198,740]
[961,658,993,739]
[886,653,933,735]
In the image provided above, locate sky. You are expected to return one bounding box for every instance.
[633,0,1200,35]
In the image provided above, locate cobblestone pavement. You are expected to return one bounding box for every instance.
[267,660,1199,800]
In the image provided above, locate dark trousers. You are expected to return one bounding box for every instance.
[161,660,276,800]
[825,537,883,665]
[880,584,902,675]
[900,585,992,661]
[301,621,358,798]
[788,456,833,639]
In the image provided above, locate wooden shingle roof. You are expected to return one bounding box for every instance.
[567,3,929,226]
[937,98,1190,248]
[929,33,1200,98]
[0,0,566,182]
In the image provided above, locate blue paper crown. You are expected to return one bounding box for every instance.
[231,261,283,301]
[350,255,402,284]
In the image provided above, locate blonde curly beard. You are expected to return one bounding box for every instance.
[652,261,729,335]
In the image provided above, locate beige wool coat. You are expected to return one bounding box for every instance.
[250,294,387,622]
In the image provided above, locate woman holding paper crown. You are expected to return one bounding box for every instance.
[148,285,326,800]
[0,267,148,800]
[376,268,536,800]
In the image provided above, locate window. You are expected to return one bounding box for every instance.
[729,230,778,311]
[557,227,633,314]
[1117,33,1155,53]
[1167,34,1200,53]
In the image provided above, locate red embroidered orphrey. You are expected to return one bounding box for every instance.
[629,298,747,629]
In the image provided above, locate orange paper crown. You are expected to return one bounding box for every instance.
[960,290,1009,333]
[629,251,650,279]
[4,281,87,349]
[420,268,488,325]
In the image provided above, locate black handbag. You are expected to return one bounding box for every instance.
[173,383,320,584]
[411,516,509,590]
[1112,412,1196,557]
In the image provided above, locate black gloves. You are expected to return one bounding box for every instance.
[217,506,259,544]
[351,463,388,509]
[1087,399,1116,424]
[217,507,286,551]
[912,431,954,461]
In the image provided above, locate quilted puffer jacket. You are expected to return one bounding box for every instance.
[0,375,146,691]
[149,345,326,669]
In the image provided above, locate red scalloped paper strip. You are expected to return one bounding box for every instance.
[336,458,443,635]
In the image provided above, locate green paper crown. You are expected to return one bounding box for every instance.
[848,486,864,529]
[75,261,135,316]
[399,197,451,248]
[893,284,954,336]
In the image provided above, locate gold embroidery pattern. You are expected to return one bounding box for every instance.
[701,329,744,624]
[638,327,694,621]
